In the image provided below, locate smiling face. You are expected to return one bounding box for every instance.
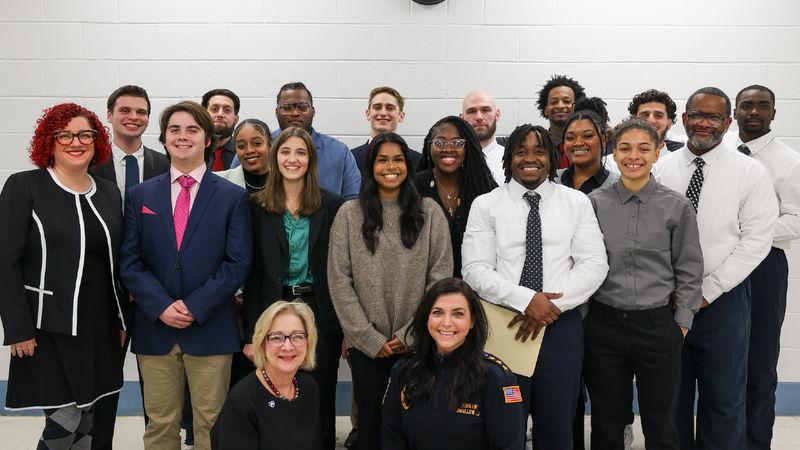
[511,131,550,190]
[563,118,602,169]
[366,92,405,135]
[264,312,307,377]
[544,86,575,128]
[682,93,732,155]
[373,141,407,200]
[427,293,473,356]
[430,123,466,175]
[52,115,96,173]
[635,101,671,144]
[276,136,309,183]
[235,124,270,175]
[165,111,210,171]
[614,129,659,185]
[107,95,149,142]
[206,95,239,138]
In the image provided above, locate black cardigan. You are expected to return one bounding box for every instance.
[243,190,343,340]
[0,168,126,345]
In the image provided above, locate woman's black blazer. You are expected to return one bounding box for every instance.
[243,189,343,341]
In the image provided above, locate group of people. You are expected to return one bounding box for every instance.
[0,74,795,450]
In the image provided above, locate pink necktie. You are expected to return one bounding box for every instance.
[174,175,196,250]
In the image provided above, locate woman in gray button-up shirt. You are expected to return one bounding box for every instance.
[584,118,703,450]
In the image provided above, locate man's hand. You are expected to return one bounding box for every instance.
[523,292,563,324]
[508,314,545,342]
[9,338,37,357]
[159,300,194,329]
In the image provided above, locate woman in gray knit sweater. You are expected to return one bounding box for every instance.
[328,132,453,450]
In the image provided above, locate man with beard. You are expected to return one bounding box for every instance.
[628,89,684,153]
[461,90,505,185]
[351,86,420,174]
[655,87,777,449]
[731,85,800,449]
[202,89,240,171]
[462,124,607,449]
[536,75,586,169]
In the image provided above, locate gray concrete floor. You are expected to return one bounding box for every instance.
[2,416,800,449]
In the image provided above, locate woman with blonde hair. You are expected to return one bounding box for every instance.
[212,300,321,449]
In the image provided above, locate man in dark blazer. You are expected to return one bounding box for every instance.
[351,86,421,174]
[120,101,252,450]
[89,85,170,450]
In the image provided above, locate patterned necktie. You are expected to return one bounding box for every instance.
[519,192,543,291]
[123,154,139,192]
[174,175,196,250]
[685,157,705,212]
[738,144,751,155]
[212,147,225,171]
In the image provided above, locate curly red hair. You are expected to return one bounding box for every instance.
[29,103,112,169]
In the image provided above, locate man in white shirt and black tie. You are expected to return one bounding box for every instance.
[655,87,778,449]
[462,124,608,449]
[732,84,800,449]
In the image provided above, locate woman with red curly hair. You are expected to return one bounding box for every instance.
[0,103,127,449]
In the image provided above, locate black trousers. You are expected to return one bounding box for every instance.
[584,302,683,450]
[518,308,583,450]
[312,330,344,450]
[747,247,788,449]
[348,348,399,450]
[676,280,751,450]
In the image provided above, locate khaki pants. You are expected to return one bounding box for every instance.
[138,344,231,450]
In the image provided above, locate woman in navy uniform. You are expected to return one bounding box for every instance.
[382,278,525,450]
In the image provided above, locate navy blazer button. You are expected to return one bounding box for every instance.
[174,263,180,269]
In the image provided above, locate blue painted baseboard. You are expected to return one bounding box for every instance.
[3,381,800,416]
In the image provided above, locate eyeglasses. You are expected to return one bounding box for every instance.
[266,332,308,347]
[686,112,725,126]
[54,130,97,145]
[430,138,466,151]
[277,102,312,115]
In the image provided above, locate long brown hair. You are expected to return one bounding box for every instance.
[254,126,321,215]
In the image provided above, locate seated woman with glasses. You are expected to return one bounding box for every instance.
[211,301,320,450]
[415,116,497,277]
[0,103,127,448]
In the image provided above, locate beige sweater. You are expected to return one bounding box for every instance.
[328,198,453,357]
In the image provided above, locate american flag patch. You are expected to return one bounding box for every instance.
[503,386,522,404]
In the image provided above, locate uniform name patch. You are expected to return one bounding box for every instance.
[503,386,522,404]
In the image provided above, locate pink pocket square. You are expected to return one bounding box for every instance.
[141,206,157,215]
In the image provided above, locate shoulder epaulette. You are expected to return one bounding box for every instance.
[482,352,512,373]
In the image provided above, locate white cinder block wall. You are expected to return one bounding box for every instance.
[1,0,800,384]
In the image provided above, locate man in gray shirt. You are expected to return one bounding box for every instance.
[585,118,703,449]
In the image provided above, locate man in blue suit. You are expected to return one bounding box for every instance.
[120,101,252,450]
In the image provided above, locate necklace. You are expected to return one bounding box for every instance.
[432,172,460,216]
[244,179,265,191]
[261,368,299,401]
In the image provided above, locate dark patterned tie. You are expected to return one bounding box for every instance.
[685,157,705,212]
[738,144,751,155]
[519,192,543,291]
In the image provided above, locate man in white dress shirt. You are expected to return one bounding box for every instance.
[460,90,505,184]
[462,124,608,449]
[731,84,800,449]
[655,87,778,449]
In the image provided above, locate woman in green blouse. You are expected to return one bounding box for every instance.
[242,126,343,450]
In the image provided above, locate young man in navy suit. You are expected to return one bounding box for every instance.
[120,101,252,450]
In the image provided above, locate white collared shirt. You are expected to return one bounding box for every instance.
[169,164,206,213]
[731,130,800,249]
[482,139,506,185]
[111,142,144,201]
[654,142,777,302]
[462,179,608,314]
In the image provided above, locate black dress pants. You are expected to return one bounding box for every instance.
[584,302,683,450]
[348,348,399,450]
[311,330,344,450]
